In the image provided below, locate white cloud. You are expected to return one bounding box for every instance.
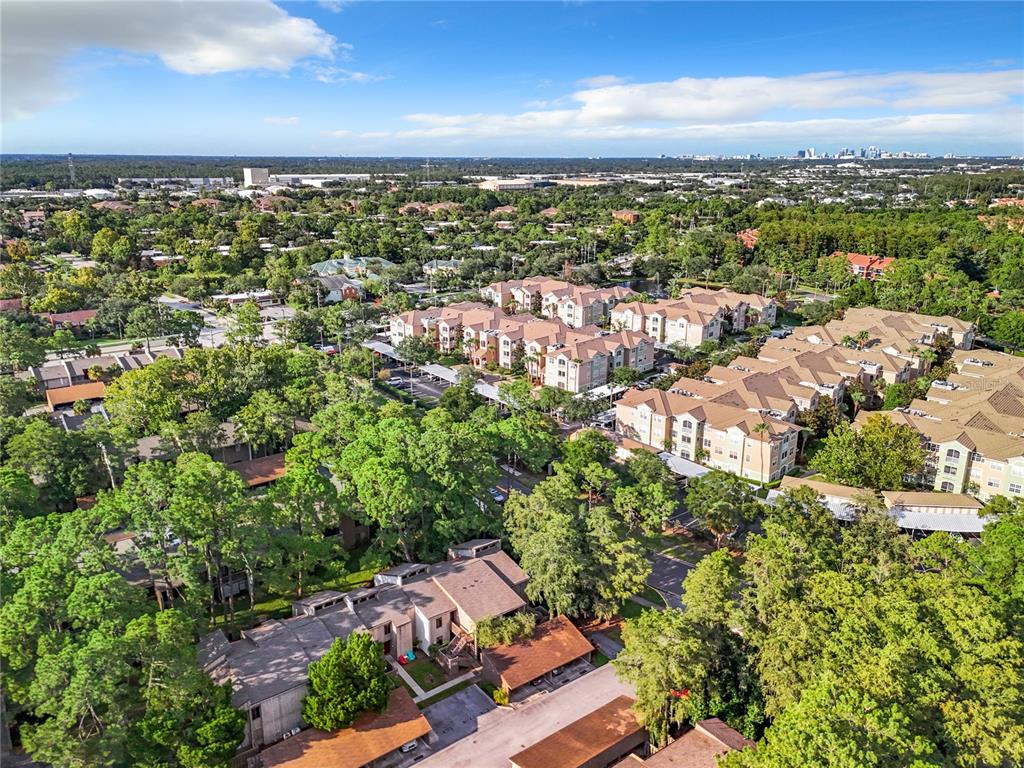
[322,129,351,137]
[1,0,337,120]
[317,0,349,13]
[576,74,627,88]
[374,69,1024,149]
[264,116,300,125]
[306,64,386,84]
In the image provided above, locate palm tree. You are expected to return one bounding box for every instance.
[855,330,870,350]
[841,335,855,348]
[850,389,866,417]
[753,421,770,486]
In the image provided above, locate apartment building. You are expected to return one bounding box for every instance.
[759,336,914,389]
[199,539,526,753]
[389,302,655,393]
[542,330,655,392]
[856,410,1024,500]
[676,367,820,421]
[839,251,896,280]
[616,388,800,483]
[610,298,726,347]
[479,277,635,327]
[793,306,976,353]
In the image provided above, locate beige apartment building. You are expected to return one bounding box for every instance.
[856,410,1024,500]
[610,299,726,347]
[616,387,800,483]
[479,277,635,328]
[794,306,976,356]
[388,302,655,393]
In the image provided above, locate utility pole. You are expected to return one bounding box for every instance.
[67,153,76,187]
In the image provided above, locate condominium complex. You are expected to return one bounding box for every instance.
[479,277,635,328]
[615,306,979,485]
[388,300,655,393]
[615,388,800,483]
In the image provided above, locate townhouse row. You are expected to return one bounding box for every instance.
[389,301,655,393]
[200,539,527,753]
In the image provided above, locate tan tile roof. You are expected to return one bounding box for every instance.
[260,688,431,768]
[881,491,983,510]
[510,695,643,768]
[779,475,866,501]
[482,616,593,691]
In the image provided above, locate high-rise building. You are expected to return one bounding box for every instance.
[242,167,270,187]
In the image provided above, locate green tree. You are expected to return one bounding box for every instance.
[810,415,925,490]
[0,320,47,371]
[686,471,761,548]
[302,633,390,731]
[227,301,265,346]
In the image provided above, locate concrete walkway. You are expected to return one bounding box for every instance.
[413,668,478,704]
[390,658,426,697]
[589,631,623,660]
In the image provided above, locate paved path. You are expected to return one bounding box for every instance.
[417,664,634,768]
[589,632,624,660]
[630,595,665,611]
[413,668,476,704]
[390,659,426,697]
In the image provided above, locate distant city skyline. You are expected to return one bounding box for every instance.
[2,1,1022,157]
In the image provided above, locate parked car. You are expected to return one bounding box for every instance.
[400,740,419,754]
[489,487,507,504]
[387,376,405,386]
[321,344,337,355]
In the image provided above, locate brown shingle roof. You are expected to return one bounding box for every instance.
[482,616,593,691]
[259,688,431,768]
[510,695,643,768]
[642,718,753,767]
[45,381,106,409]
[228,453,287,486]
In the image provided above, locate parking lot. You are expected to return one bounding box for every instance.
[384,368,453,401]
[422,684,503,752]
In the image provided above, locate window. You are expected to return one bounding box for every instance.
[969,452,984,462]
[714,447,723,455]
[988,479,1001,488]
[250,706,261,720]
[940,482,954,492]
[680,435,691,444]
[680,420,692,431]
[945,449,961,460]
[729,452,738,460]
[703,439,712,448]
[925,442,939,452]
[943,465,958,475]
[1011,484,1022,495]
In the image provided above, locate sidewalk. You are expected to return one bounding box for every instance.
[390,659,426,697]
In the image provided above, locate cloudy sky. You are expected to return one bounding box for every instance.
[2,1,1022,156]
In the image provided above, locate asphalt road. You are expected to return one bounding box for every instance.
[646,552,694,610]
[417,665,635,768]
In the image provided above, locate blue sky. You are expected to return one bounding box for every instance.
[2,1,1022,156]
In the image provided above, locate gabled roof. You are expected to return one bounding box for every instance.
[482,616,593,691]
[259,688,430,768]
[510,695,642,768]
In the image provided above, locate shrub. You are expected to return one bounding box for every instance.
[475,612,537,648]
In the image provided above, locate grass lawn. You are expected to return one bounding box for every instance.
[617,599,649,622]
[416,680,473,709]
[637,587,666,607]
[403,657,446,692]
[660,538,711,563]
[592,651,610,667]
[389,673,416,698]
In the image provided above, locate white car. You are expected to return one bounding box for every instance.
[387,377,405,386]
[400,740,419,754]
